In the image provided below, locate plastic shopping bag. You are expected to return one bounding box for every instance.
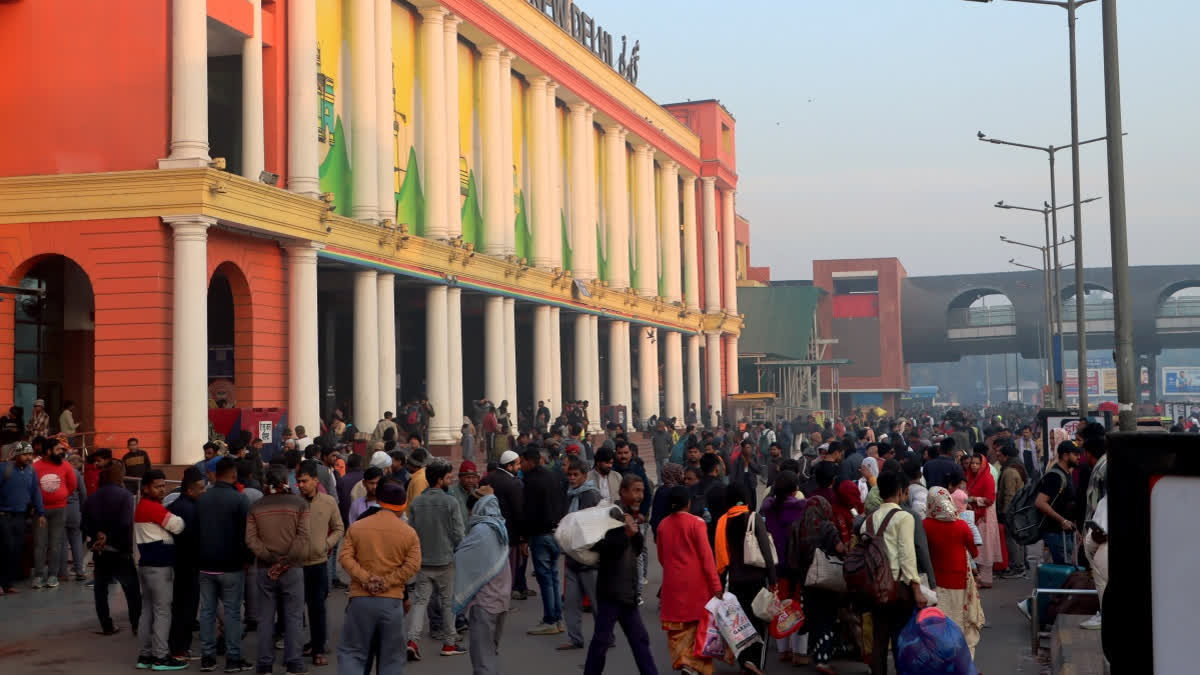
[695,610,727,658]
[769,598,805,639]
[705,592,763,656]
[751,587,781,621]
[553,504,620,566]
[895,607,978,675]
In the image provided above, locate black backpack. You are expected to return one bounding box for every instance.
[1005,465,1068,546]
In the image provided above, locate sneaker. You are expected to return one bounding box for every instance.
[170,652,197,662]
[525,588,538,596]
[1016,597,1032,622]
[199,656,218,672]
[136,655,156,669]
[46,576,59,588]
[556,620,565,634]
[439,644,467,656]
[998,567,1027,580]
[510,590,526,600]
[285,669,309,675]
[527,622,560,636]
[1080,612,1102,630]
[274,638,284,650]
[30,576,44,589]
[152,656,189,671]
[224,659,253,672]
[406,641,421,662]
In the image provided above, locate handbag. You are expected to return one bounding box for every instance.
[751,586,780,621]
[743,513,776,568]
[805,549,847,593]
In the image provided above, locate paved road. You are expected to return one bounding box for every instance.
[0,545,1046,674]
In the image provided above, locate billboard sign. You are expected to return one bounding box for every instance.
[1163,367,1200,396]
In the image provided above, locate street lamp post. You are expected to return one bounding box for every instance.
[1009,257,1055,403]
[966,0,1097,414]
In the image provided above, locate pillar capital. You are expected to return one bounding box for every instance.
[163,215,216,240]
[681,173,697,187]
[661,158,678,173]
[603,123,625,138]
[700,176,716,187]
[568,101,588,114]
[499,49,514,65]
[480,43,503,60]
[417,4,446,22]
[529,74,551,89]
[443,12,461,29]
[282,240,324,263]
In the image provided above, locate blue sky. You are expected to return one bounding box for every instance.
[599,0,1199,279]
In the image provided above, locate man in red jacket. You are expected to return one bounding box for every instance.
[31,438,77,588]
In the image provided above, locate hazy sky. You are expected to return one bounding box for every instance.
[600,1,1199,280]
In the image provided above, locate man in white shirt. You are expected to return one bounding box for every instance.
[868,472,927,675]
[294,425,313,454]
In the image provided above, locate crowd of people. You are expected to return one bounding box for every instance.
[0,399,1113,674]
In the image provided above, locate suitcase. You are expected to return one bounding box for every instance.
[1034,534,1079,626]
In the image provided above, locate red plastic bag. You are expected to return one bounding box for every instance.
[695,610,726,658]
[769,597,805,638]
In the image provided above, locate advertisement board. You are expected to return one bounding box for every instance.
[1065,368,1118,398]
[1162,367,1200,396]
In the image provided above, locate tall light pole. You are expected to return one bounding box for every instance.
[1008,255,1056,404]
[966,0,1097,414]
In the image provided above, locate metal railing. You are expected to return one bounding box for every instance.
[1062,300,1115,321]
[947,305,1017,329]
[1029,587,1099,653]
[1159,296,1200,318]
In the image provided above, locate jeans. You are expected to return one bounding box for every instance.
[0,512,27,589]
[32,506,65,581]
[1043,531,1073,566]
[563,564,598,647]
[406,565,457,644]
[199,570,245,661]
[338,596,406,675]
[303,563,330,654]
[530,534,562,624]
[583,598,658,675]
[256,565,305,673]
[59,500,85,577]
[138,566,174,659]
[468,604,506,675]
[169,567,200,655]
[94,551,142,633]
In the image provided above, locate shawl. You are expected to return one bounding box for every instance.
[660,462,684,488]
[452,495,509,614]
[965,464,996,521]
[832,480,862,544]
[567,480,602,513]
[927,486,957,523]
[714,504,749,575]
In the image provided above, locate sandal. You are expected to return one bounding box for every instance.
[792,654,810,666]
[778,650,792,662]
[313,654,328,666]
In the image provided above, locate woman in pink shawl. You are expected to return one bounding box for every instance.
[965,453,1002,587]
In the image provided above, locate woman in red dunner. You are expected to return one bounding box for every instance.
[965,453,1002,588]
[657,485,723,675]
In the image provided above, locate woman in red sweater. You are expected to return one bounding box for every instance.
[923,486,984,660]
[657,485,723,675]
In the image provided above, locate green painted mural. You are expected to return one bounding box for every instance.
[395,147,424,235]
[461,171,482,247]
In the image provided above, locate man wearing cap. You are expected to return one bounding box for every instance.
[405,459,466,659]
[484,450,527,600]
[449,461,481,523]
[0,442,45,594]
[28,399,49,439]
[338,481,422,674]
[31,436,77,588]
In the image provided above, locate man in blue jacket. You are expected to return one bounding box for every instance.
[0,441,43,594]
[82,460,140,636]
[194,457,252,672]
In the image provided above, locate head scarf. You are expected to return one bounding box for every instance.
[928,486,957,522]
[369,450,391,470]
[836,479,864,515]
[660,462,684,488]
[861,457,879,479]
[951,489,970,515]
[453,495,509,614]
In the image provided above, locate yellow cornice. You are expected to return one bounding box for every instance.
[0,168,731,335]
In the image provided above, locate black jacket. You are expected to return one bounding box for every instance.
[195,480,250,573]
[593,505,643,605]
[614,459,651,516]
[483,468,523,541]
[168,493,202,569]
[520,465,567,537]
[82,482,134,555]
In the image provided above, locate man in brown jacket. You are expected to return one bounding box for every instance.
[297,460,343,666]
[246,467,310,675]
[996,442,1029,578]
[337,481,422,674]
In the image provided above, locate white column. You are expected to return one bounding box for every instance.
[681,175,700,312]
[664,330,683,424]
[159,0,210,169]
[604,126,630,289]
[705,331,722,419]
[660,161,681,303]
[686,334,702,416]
[484,296,506,403]
[499,51,515,256]
[701,177,720,312]
[528,76,552,267]
[353,270,380,430]
[533,306,553,411]
[166,216,213,463]
[638,326,660,420]
[480,45,505,255]
[285,242,322,443]
[584,107,598,280]
[587,315,602,433]
[377,273,396,414]
[633,144,657,297]
[241,0,265,180]
[349,0,377,221]
[419,6,448,238]
[722,189,738,314]
[444,15,462,238]
[568,102,593,280]
[546,83,562,268]
[426,286,452,443]
[550,306,562,414]
[287,0,319,196]
[609,321,633,420]
[447,287,464,441]
[725,335,740,395]
[375,0,394,222]
[503,298,517,410]
[573,313,590,403]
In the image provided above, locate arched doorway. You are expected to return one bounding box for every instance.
[208,265,238,408]
[13,256,95,435]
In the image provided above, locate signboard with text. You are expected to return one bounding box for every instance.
[1162,367,1200,396]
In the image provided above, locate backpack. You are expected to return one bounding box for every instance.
[843,507,902,606]
[1005,465,1068,546]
